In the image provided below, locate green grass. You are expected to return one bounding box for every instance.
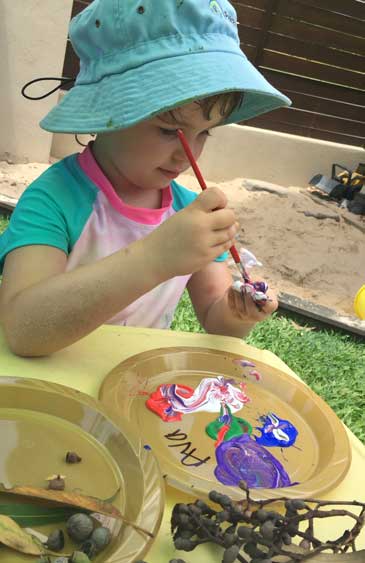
[0,216,10,281]
[0,215,9,233]
[172,291,365,442]
[0,215,9,283]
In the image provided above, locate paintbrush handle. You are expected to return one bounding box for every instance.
[177,130,208,190]
[177,129,250,282]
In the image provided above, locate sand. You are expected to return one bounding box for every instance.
[178,174,365,320]
[1,160,364,320]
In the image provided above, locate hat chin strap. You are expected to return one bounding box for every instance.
[21,76,75,100]
[21,75,94,147]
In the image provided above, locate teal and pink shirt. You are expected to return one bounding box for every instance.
[0,145,227,328]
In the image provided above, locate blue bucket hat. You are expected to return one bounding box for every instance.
[40,0,291,134]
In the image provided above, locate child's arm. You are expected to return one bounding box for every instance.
[188,261,278,338]
[0,240,162,356]
[0,188,237,356]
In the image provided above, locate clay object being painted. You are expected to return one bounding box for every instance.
[206,404,252,447]
[255,412,298,448]
[214,434,293,488]
[146,376,250,422]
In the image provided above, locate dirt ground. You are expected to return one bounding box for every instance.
[1,160,364,320]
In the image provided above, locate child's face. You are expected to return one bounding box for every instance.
[94,101,223,191]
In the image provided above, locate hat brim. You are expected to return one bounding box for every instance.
[40,50,291,134]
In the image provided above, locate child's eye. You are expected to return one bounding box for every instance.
[158,127,212,138]
[159,127,178,137]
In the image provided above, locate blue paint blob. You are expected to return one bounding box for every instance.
[255,412,298,448]
[144,444,152,451]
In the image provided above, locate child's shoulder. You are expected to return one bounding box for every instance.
[30,154,95,191]
[171,180,198,212]
[20,153,98,208]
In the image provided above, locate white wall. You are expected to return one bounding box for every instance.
[199,125,364,187]
[0,0,73,163]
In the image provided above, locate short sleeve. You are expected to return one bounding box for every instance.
[0,155,99,273]
[0,182,69,271]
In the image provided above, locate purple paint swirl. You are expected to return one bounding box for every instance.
[214,434,292,488]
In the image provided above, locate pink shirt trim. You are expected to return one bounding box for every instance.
[77,143,172,225]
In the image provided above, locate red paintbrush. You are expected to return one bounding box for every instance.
[177,129,250,283]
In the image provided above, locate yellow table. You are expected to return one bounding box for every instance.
[0,325,364,560]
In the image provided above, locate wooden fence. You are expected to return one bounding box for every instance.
[62,0,365,147]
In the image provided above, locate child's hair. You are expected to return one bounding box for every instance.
[198,91,245,121]
[161,92,245,127]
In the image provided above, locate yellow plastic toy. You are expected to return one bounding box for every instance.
[354,285,365,320]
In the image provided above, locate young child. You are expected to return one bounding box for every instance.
[0,0,290,356]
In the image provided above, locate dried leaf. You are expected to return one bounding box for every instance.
[0,503,76,526]
[0,514,41,555]
[0,483,121,520]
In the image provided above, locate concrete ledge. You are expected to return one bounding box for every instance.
[0,194,17,214]
[278,292,365,337]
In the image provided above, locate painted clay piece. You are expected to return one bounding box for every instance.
[214,434,293,488]
[146,376,250,422]
[232,279,268,304]
[255,412,298,448]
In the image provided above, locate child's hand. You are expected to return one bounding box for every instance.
[227,281,278,323]
[147,187,238,279]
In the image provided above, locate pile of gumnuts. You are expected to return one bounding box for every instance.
[136,484,306,563]
[136,480,365,563]
[38,512,111,563]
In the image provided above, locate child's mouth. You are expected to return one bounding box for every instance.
[159,168,181,179]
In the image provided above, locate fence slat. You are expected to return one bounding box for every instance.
[277,0,364,37]
[238,25,261,47]
[265,33,365,73]
[293,0,365,20]
[245,115,365,147]
[284,91,365,123]
[259,122,364,147]
[234,4,266,28]
[264,70,365,107]
[233,0,268,11]
[240,44,257,62]
[261,51,365,91]
[246,107,365,138]
[271,15,365,56]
